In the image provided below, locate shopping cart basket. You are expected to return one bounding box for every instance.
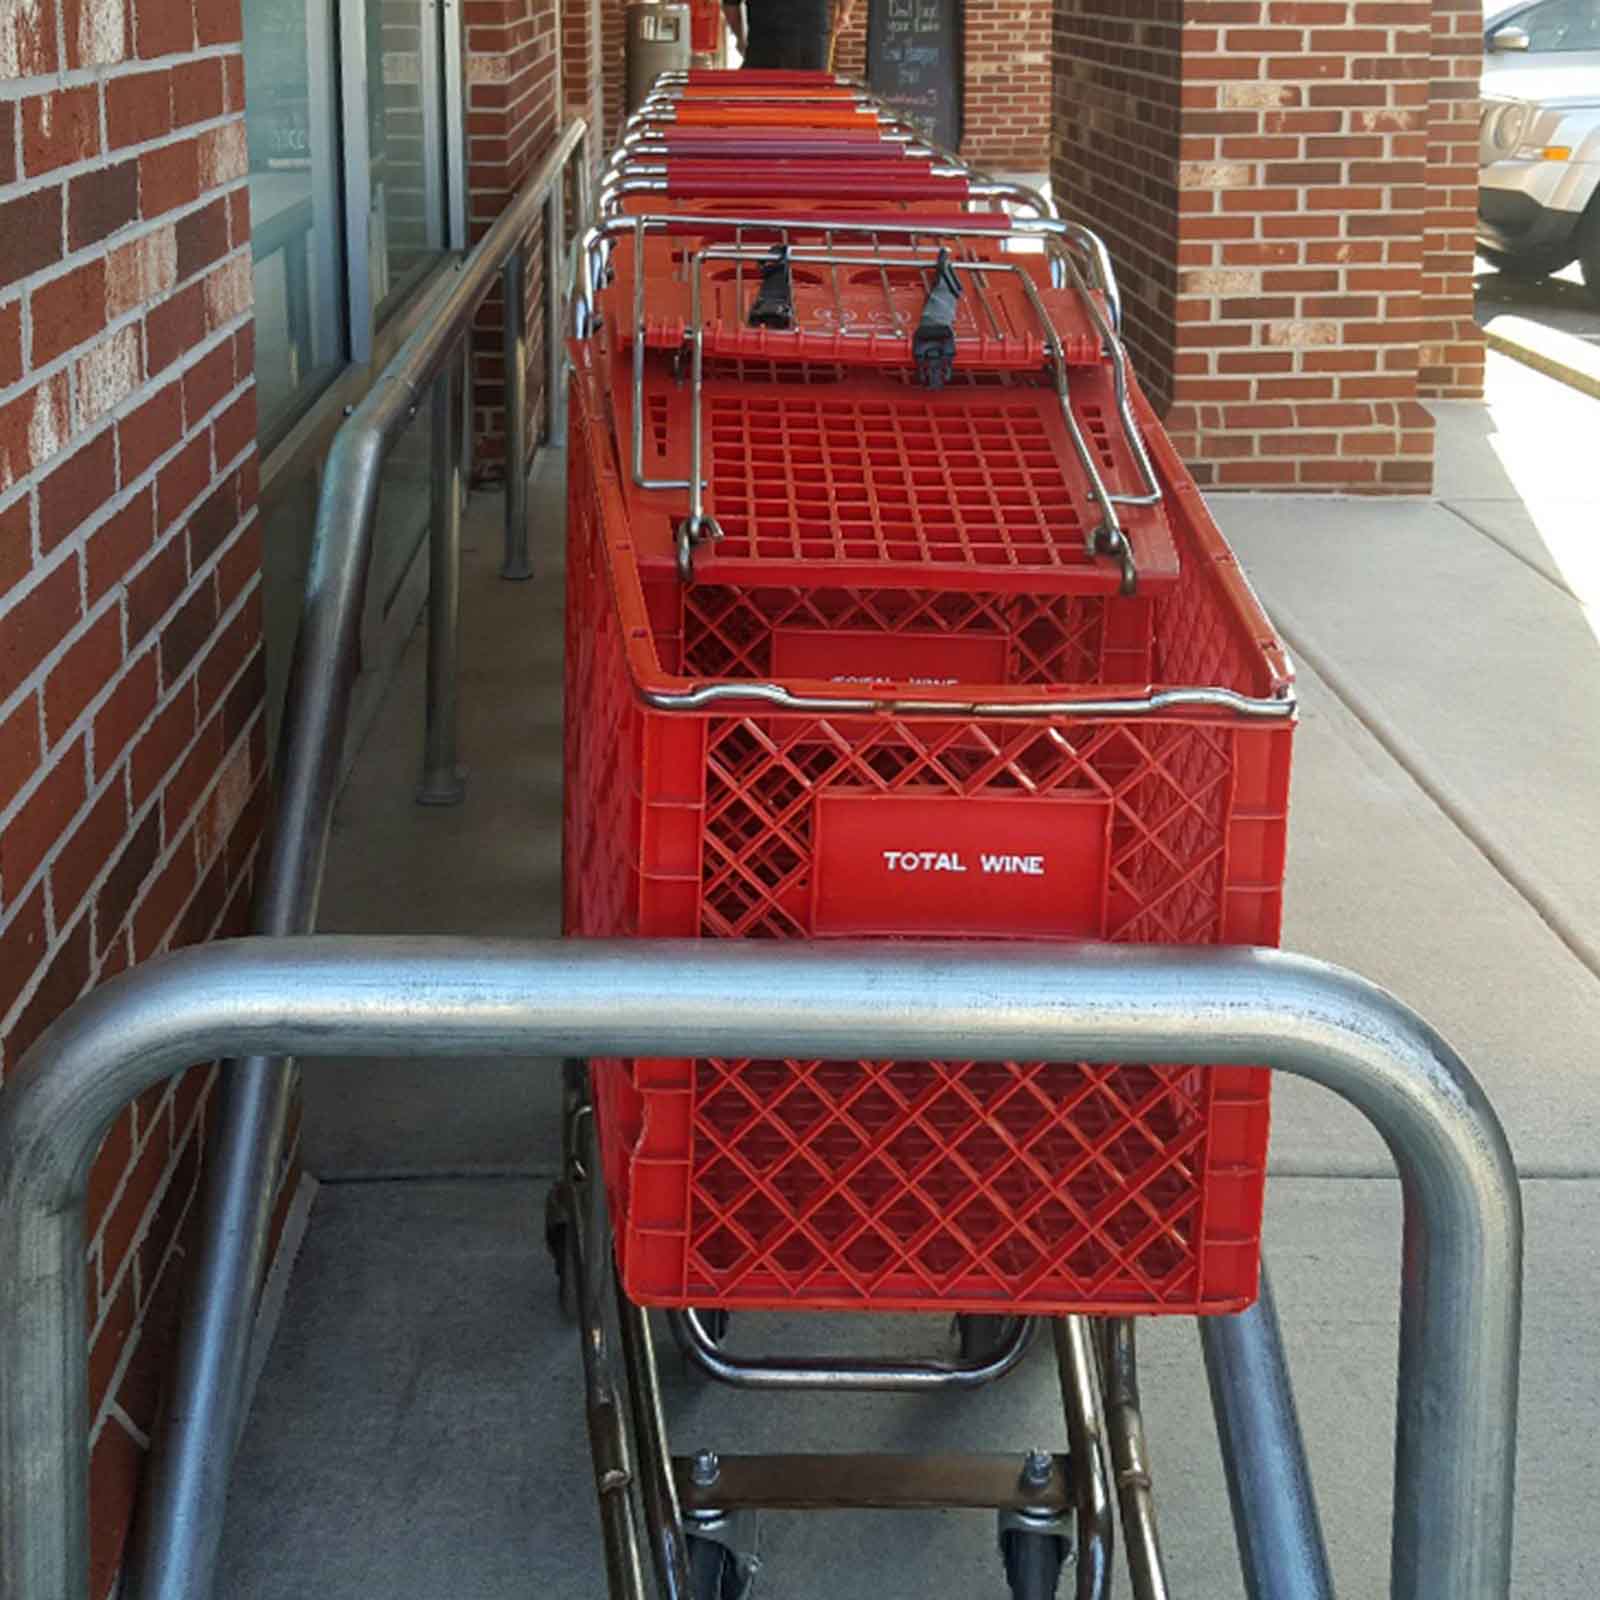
[551,74,1297,1600]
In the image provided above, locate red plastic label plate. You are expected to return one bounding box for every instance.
[772,627,1010,686]
[811,792,1111,938]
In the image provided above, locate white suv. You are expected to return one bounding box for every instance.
[1480,1,1600,300]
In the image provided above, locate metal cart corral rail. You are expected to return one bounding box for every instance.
[0,936,1520,1600]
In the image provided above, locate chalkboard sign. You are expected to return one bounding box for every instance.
[866,0,963,154]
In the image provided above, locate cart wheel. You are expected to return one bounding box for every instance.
[1000,1529,1068,1600]
[955,1314,1014,1362]
[687,1534,747,1600]
[542,1182,578,1322]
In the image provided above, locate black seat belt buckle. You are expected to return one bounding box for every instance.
[748,245,795,330]
[913,248,963,389]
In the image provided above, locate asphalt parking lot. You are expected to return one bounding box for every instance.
[1475,253,1600,347]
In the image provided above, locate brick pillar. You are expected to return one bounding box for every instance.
[1053,0,1445,493]
[1050,0,1182,414]
[1,0,268,1593]
[465,0,561,477]
[1419,0,1485,399]
[601,0,627,150]
[564,0,603,144]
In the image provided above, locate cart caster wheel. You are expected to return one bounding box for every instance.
[955,1314,1014,1362]
[1000,1529,1068,1600]
[543,1182,578,1322]
[687,1534,749,1600]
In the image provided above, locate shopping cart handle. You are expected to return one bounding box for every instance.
[674,104,879,128]
[659,171,971,201]
[685,68,845,84]
[677,84,860,100]
[643,133,905,158]
[662,158,937,183]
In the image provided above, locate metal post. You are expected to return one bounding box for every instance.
[576,127,594,248]
[615,1285,694,1600]
[417,344,467,805]
[544,184,567,449]
[123,410,398,1600]
[1,940,1520,1600]
[1054,1318,1114,1600]
[1201,1265,1336,1600]
[571,1109,649,1600]
[124,117,590,1600]
[500,244,532,580]
[1102,1319,1173,1600]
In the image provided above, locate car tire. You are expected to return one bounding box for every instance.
[1480,243,1574,280]
[1577,202,1600,308]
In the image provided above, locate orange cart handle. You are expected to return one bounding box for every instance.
[673,103,877,127]
[657,170,970,200]
[643,133,908,157]
[662,158,938,182]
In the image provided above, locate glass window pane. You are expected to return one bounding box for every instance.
[245,0,347,440]
[1522,0,1600,49]
[367,0,449,321]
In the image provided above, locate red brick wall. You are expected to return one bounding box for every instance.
[601,0,1052,167]
[963,0,1051,167]
[601,0,626,149]
[465,0,562,477]
[0,1,266,1594]
[1055,0,1439,492]
[1419,0,1483,398]
[1050,0,1182,413]
[564,0,603,140]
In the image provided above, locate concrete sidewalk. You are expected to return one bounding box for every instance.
[217,353,1600,1597]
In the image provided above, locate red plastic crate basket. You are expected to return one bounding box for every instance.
[562,345,1294,1318]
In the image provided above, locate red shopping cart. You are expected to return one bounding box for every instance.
[553,71,1296,1600]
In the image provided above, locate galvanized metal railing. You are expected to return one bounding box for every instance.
[114,119,591,1600]
[0,938,1521,1600]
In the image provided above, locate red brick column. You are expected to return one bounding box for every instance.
[564,0,604,146]
[1050,0,1182,413]
[1054,0,1443,492]
[1420,0,1484,398]
[0,0,267,1593]
[601,0,626,149]
[465,0,561,476]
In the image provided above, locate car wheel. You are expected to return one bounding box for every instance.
[1480,243,1574,280]
[1577,203,1600,308]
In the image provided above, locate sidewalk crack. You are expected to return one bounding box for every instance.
[1269,605,1600,992]
[1438,500,1576,601]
